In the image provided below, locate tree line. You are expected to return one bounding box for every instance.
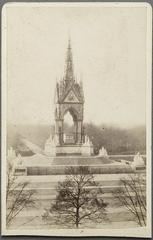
[7,123,146,155]
[84,123,146,154]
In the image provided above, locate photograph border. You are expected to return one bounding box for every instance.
[1,1,152,238]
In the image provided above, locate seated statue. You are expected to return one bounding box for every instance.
[132,152,145,167]
[99,146,109,158]
[83,135,92,146]
[46,134,53,143]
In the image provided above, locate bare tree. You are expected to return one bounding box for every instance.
[42,166,108,228]
[113,174,146,226]
[6,161,36,227]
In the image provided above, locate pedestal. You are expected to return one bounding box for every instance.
[44,142,93,156]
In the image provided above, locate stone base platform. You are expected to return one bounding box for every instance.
[14,153,134,176]
[24,164,133,175]
[51,156,112,165]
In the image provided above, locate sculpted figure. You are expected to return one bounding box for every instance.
[132,152,145,167]
[99,147,109,158]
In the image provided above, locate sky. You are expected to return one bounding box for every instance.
[5,4,148,128]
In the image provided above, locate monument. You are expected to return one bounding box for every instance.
[13,40,134,175]
[44,39,93,156]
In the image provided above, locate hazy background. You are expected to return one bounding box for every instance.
[6,4,147,128]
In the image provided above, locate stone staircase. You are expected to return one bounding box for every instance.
[8,172,145,229]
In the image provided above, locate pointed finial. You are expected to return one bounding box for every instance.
[68,35,71,49]
[64,36,74,84]
[79,71,83,86]
[68,28,71,43]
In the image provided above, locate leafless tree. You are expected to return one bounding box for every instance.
[113,174,146,226]
[6,161,36,227]
[42,166,108,228]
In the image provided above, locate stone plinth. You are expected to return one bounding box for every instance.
[81,145,94,156]
[56,145,82,156]
[131,152,145,170]
[13,153,135,176]
[44,144,93,156]
[44,134,93,156]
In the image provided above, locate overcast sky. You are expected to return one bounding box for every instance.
[5,4,147,128]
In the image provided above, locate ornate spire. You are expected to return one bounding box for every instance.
[64,38,74,84]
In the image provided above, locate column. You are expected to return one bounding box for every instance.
[77,120,83,144]
[55,119,63,145]
[73,120,78,143]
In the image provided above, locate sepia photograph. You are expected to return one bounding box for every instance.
[1,2,152,237]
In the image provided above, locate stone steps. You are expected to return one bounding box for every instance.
[19,185,133,195]
[16,206,132,217]
[9,219,138,230]
[9,209,137,229]
[14,173,146,192]
[8,172,145,229]
[14,185,123,196]
[16,173,141,182]
[24,180,122,188]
